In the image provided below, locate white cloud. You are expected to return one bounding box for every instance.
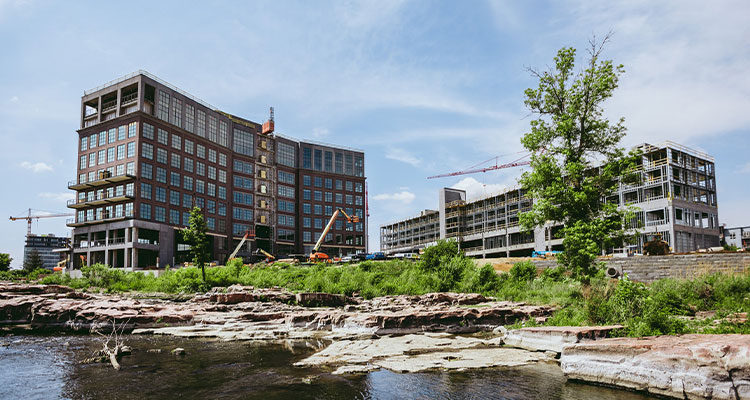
[737,163,750,174]
[385,147,421,167]
[39,192,74,202]
[9,95,18,103]
[373,190,416,204]
[311,127,330,139]
[450,177,508,200]
[19,161,53,173]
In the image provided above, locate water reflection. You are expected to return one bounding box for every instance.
[0,335,654,400]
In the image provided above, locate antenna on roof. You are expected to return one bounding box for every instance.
[262,106,275,135]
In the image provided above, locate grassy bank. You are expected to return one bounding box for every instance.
[3,248,749,337]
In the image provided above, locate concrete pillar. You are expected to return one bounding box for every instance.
[124,247,130,270]
[104,229,110,266]
[132,247,138,269]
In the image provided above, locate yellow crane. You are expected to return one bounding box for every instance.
[309,208,359,263]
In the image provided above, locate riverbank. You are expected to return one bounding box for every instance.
[2,281,749,399]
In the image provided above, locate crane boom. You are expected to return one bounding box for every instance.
[427,153,532,179]
[228,231,253,261]
[310,208,359,262]
[9,208,75,237]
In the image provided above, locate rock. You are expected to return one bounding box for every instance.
[295,292,350,307]
[503,325,624,353]
[296,333,553,374]
[146,348,162,353]
[560,334,750,399]
[171,347,186,356]
[118,346,132,355]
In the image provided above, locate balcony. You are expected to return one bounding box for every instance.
[67,194,134,209]
[66,211,134,227]
[68,173,136,190]
[120,92,138,105]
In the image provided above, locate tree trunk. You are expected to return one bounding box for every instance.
[201,265,206,282]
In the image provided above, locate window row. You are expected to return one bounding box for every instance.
[80,123,137,152]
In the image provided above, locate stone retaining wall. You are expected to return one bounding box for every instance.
[530,253,750,283]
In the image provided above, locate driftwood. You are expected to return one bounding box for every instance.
[90,318,130,370]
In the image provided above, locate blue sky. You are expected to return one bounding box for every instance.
[1,0,749,267]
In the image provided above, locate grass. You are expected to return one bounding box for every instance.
[3,241,749,337]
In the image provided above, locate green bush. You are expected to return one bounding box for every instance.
[508,261,537,283]
[419,239,460,272]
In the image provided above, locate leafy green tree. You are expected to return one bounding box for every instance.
[182,206,210,281]
[23,249,43,272]
[419,239,460,272]
[519,35,638,280]
[0,253,12,271]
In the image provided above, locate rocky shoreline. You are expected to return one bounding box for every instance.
[2,282,749,399]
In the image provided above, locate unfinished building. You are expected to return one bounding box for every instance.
[380,141,720,257]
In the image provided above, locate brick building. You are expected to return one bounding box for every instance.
[68,71,366,269]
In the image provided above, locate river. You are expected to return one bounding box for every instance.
[0,335,654,399]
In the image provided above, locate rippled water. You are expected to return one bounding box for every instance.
[0,335,655,399]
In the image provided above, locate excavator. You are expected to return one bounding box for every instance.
[309,208,359,263]
[255,248,276,263]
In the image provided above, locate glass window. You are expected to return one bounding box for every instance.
[196,161,205,176]
[218,153,227,167]
[141,163,152,180]
[325,178,332,189]
[183,212,191,226]
[108,128,116,144]
[314,149,322,171]
[80,136,88,151]
[278,185,295,198]
[158,90,170,121]
[117,144,125,160]
[184,158,193,173]
[355,182,363,192]
[154,206,166,222]
[303,203,311,214]
[314,177,322,187]
[335,152,343,174]
[218,203,226,216]
[156,148,167,164]
[314,204,322,215]
[278,170,295,184]
[207,200,216,214]
[170,190,180,206]
[141,182,152,199]
[355,156,364,177]
[184,139,194,155]
[233,128,253,157]
[170,172,181,187]
[183,193,193,208]
[233,191,253,206]
[196,179,205,194]
[196,109,206,137]
[143,123,154,140]
[118,126,126,141]
[208,165,216,180]
[345,154,353,175]
[303,175,311,186]
[140,203,151,220]
[183,176,193,191]
[346,181,353,191]
[208,116,217,142]
[314,191,323,201]
[170,209,180,225]
[128,122,137,138]
[303,231,312,242]
[233,176,253,190]
[127,142,135,158]
[197,144,205,159]
[303,189,311,200]
[172,134,181,150]
[107,147,115,163]
[218,186,226,200]
[155,186,166,202]
[171,97,182,128]
[303,217,311,228]
[218,121,228,147]
[277,142,296,167]
[218,169,226,183]
[80,155,87,170]
[314,218,323,229]
[142,143,153,160]
[171,153,181,169]
[325,205,333,215]
[207,183,216,197]
[185,104,194,132]
[157,129,168,145]
[208,149,217,163]
[156,167,167,183]
[324,151,333,172]
[303,147,312,169]
[99,131,106,146]
[233,159,253,174]
[233,207,253,221]
[126,162,135,175]
[325,192,333,202]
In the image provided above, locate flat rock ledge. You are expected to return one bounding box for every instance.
[503,325,624,353]
[560,334,750,400]
[293,332,554,374]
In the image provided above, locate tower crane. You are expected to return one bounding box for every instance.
[9,209,74,237]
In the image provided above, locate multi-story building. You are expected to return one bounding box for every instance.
[68,71,366,269]
[24,234,70,270]
[381,141,720,257]
[722,226,750,250]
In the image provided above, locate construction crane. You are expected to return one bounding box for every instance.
[427,152,532,179]
[9,208,74,237]
[227,230,255,261]
[310,208,360,263]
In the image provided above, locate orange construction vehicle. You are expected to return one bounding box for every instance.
[309,208,359,262]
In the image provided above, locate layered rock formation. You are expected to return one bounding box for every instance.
[561,334,750,399]
[503,325,624,353]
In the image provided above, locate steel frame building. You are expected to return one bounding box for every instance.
[68,71,366,269]
[381,141,720,257]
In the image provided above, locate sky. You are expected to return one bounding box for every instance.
[1,0,749,267]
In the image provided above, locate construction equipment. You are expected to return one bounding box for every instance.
[228,230,255,261]
[255,248,276,263]
[309,208,360,262]
[9,208,74,237]
[644,233,670,256]
[427,152,532,179]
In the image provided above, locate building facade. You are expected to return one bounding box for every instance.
[24,234,70,270]
[68,71,366,269]
[381,141,720,257]
[722,226,750,250]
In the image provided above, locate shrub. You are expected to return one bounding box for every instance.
[419,239,459,272]
[508,261,537,283]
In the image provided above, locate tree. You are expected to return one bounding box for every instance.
[23,249,43,272]
[519,35,639,280]
[182,206,210,281]
[0,253,12,271]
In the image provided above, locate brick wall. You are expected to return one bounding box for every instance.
[530,253,750,283]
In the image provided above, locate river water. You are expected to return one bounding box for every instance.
[0,335,654,399]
